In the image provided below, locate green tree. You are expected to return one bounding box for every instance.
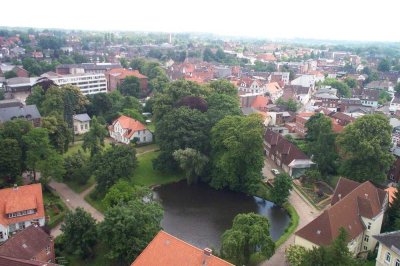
[63,150,91,185]
[37,150,65,184]
[323,78,351,98]
[102,180,152,209]
[173,148,209,184]
[285,245,307,266]
[26,86,45,109]
[91,144,137,194]
[0,138,22,184]
[210,114,264,193]
[203,47,214,62]
[207,93,240,126]
[378,58,391,72]
[337,114,394,183]
[121,108,145,123]
[305,113,338,174]
[82,117,108,157]
[154,107,210,171]
[208,80,238,97]
[41,115,72,153]
[395,83,400,94]
[4,70,17,79]
[60,208,97,258]
[99,199,163,263]
[344,77,357,88]
[118,76,141,97]
[270,173,293,206]
[276,98,299,112]
[220,213,275,265]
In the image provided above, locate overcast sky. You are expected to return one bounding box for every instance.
[1,0,400,42]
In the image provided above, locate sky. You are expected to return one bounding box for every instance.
[1,0,400,42]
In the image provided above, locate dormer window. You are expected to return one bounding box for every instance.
[7,209,36,218]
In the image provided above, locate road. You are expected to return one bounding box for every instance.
[261,159,321,266]
[49,181,104,237]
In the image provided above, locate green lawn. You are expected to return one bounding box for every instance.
[63,139,112,158]
[130,151,184,187]
[85,192,107,213]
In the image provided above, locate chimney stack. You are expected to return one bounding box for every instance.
[13,184,18,190]
[202,248,212,266]
[338,193,341,200]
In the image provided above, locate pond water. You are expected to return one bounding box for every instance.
[153,181,291,249]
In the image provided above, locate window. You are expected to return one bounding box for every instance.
[0,232,3,239]
[80,125,84,130]
[363,246,367,251]
[364,235,369,242]
[396,259,400,266]
[9,224,16,232]
[85,124,88,129]
[385,252,391,263]
[367,222,371,230]
[74,126,77,131]
[18,222,25,230]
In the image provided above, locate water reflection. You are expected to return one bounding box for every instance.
[153,181,290,249]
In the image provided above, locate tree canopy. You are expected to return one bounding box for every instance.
[270,173,293,206]
[336,114,394,183]
[220,213,275,265]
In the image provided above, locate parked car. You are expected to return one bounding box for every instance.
[271,169,280,175]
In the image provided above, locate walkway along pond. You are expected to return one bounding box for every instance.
[153,180,291,249]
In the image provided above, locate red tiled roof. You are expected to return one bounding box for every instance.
[0,184,45,226]
[131,231,233,266]
[0,256,58,266]
[296,178,387,246]
[386,187,397,205]
[109,115,147,138]
[0,226,51,260]
[251,95,268,109]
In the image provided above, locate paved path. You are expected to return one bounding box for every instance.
[261,186,320,266]
[49,181,104,238]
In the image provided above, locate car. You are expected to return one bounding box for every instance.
[271,169,280,175]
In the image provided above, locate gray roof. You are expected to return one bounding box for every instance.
[0,99,23,108]
[241,107,260,116]
[373,230,400,254]
[73,113,91,122]
[0,105,41,123]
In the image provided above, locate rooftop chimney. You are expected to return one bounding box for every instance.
[338,194,342,200]
[13,184,18,190]
[365,193,368,199]
[202,248,212,266]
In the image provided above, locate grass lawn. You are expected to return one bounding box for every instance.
[63,139,112,158]
[43,189,67,229]
[64,175,95,194]
[57,242,117,266]
[130,151,184,187]
[85,192,107,213]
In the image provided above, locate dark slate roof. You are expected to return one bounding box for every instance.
[56,63,121,71]
[0,99,23,108]
[0,105,41,123]
[0,226,51,260]
[73,113,91,122]
[373,230,400,253]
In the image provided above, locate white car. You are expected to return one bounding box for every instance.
[271,169,280,175]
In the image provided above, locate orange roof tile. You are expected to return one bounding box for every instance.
[110,115,147,138]
[0,184,45,226]
[386,187,397,204]
[251,95,269,109]
[131,231,233,266]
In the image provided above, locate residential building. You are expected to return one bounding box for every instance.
[388,158,400,183]
[106,68,148,95]
[0,99,24,108]
[0,256,59,265]
[238,78,266,94]
[131,230,233,266]
[0,225,55,263]
[293,112,315,137]
[50,73,107,95]
[109,115,153,145]
[390,94,400,112]
[330,112,355,126]
[315,94,339,109]
[0,184,46,242]
[73,113,91,135]
[0,105,41,127]
[373,230,400,266]
[352,88,379,108]
[264,130,314,177]
[4,77,38,101]
[270,72,290,86]
[266,82,283,102]
[291,74,321,90]
[386,187,397,205]
[295,178,388,255]
[240,94,270,112]
[365,80,394,91]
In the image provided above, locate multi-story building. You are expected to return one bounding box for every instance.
[50,73,107,95]
[109,115,153,145]
[374,231,400,266]
[295,178,388,256]
[0,184,46,242]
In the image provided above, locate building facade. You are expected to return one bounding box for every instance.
[109,115,153,145]
[50,73,107,95]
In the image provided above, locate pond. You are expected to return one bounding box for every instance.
[153,181,291,249]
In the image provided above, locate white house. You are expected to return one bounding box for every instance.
[373,231,400,266]
[109,115,153,145]
[295,178,388,256]
[73,113,91,135]
[0,184,46,242]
